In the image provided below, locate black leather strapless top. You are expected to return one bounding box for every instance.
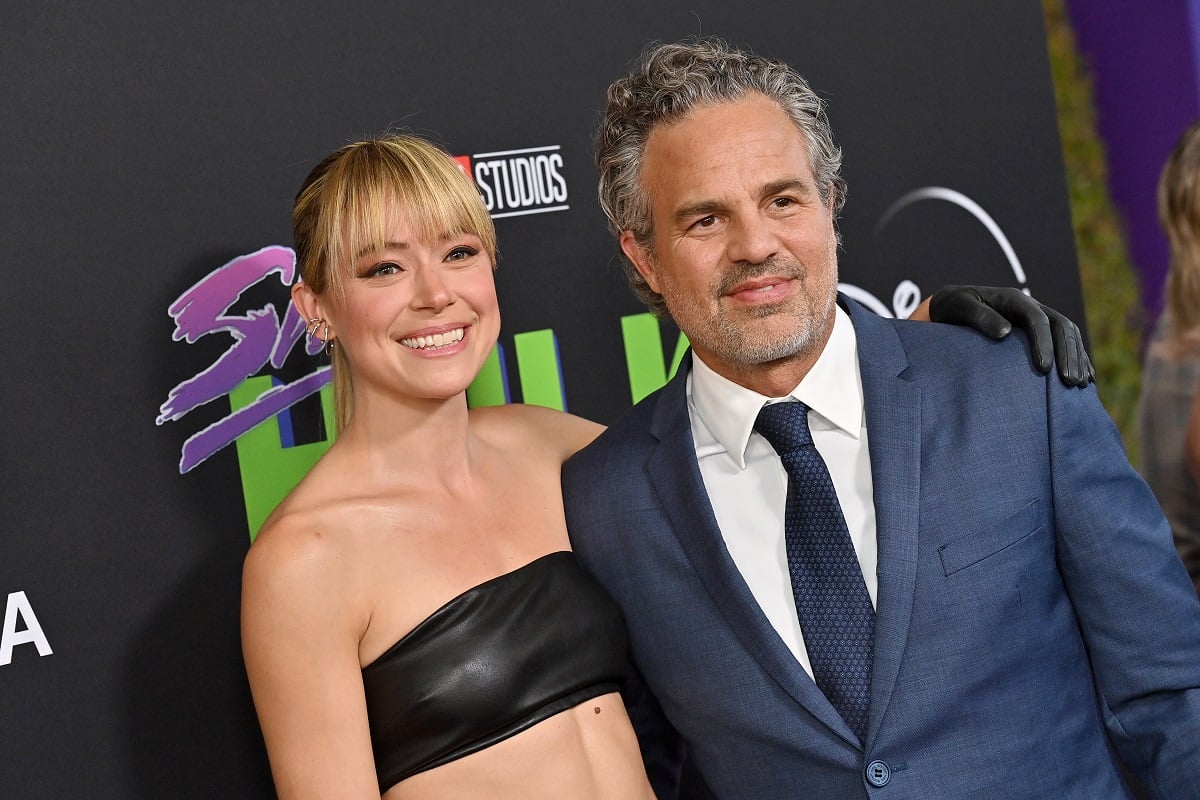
[361,551,628,792]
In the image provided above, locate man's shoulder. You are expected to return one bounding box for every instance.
[565,379,682,472]
[843,300,1053,408]
[862,309,1040,380]
[897,316,1033,358]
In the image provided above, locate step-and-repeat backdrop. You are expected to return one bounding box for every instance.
[3,1,1081,796]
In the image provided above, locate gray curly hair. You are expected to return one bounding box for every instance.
[595,38,846,316]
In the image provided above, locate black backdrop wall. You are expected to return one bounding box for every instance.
[2,2,1080,796]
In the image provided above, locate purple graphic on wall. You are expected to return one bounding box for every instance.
[156,245,330,473]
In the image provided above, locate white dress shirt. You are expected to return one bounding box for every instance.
[687,305,878,678]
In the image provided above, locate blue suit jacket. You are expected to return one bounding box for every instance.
[563,297,1200,799]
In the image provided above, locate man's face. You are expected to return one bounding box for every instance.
[621,92,839,394]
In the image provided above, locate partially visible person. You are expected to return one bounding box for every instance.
[240,139,1094,797]
[1141,118,1200,595]
[566,38,1200,799]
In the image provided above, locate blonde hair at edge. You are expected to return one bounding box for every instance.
[292,135,498,432]
[1162,119,1200,333]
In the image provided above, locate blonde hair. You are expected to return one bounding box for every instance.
[292,134,497,431]
[1161,119,1200,332]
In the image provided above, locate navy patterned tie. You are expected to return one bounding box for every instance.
[755,401,874,744]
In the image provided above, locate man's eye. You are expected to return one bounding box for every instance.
[772,197,795,208]
[694,215,717,229]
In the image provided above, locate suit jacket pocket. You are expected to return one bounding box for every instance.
[938,498,1042,576]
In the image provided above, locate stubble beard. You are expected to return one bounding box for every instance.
[664,256,838,370]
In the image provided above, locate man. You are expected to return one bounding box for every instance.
[564,39,1200,798]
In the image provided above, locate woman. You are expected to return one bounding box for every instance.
[1141,119,1200,595]
[241,135,653,799]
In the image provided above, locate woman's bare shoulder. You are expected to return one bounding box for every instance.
[246,446,381,566]
[469,403,605,462]
[243,502,354,610]
[242,460,396,605]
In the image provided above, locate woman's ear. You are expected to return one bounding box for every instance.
[291,280,324,326]
[291,281,334,345]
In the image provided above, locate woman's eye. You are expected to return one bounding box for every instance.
[447,246,479,261]
[369,262,401,277]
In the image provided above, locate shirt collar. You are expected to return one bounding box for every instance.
[689,303,864,468]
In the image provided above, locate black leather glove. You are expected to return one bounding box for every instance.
[928,285,1095,388]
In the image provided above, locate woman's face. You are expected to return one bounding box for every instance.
[324,207,500,405]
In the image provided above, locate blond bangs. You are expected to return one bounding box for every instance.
[315,138,496,299]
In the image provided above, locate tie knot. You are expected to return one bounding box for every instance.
[754,401,814,455]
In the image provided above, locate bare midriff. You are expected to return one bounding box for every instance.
[381,691,655,800]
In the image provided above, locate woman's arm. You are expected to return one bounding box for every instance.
[241,520,380,799]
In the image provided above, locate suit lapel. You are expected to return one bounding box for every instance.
[844,299,922,750]
[646,358,860,745]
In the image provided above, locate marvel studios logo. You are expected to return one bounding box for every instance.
[455,145,569,219]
